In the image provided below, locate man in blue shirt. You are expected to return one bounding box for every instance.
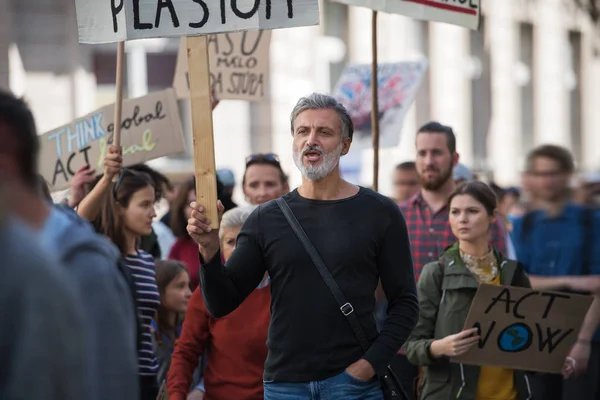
[512,144,600,400]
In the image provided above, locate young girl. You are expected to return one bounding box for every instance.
[77,145,162,400]
[153,260,192,385]
[404,181,575,400]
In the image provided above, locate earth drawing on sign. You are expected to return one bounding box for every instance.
[497,322,532,353]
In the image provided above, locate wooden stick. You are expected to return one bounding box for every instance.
[371,11,380,192]
[186,36,219,229]
[113,41,125,147]
[111,41,125,182]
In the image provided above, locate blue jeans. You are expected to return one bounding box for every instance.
[264,370,384,400]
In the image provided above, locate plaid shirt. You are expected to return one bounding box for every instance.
[399,192,508,281]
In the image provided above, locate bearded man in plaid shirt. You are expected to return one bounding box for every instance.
[391,122,508,399]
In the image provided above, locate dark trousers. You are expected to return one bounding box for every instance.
[389,353,419,400]
[529,342,600,400]
[140,375,158,400]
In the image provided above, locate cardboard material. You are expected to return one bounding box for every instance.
[174,30,271,101]
[452,284,593,374]
[330,0,480,30]
[39,89,185,192]
[332,61,427,150]
[74,0,320,44]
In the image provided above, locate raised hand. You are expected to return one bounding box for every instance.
[187,200,224,262]
[104,145,123,180]
[68,164,96,208]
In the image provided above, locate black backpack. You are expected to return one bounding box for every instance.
[520,207,595,275]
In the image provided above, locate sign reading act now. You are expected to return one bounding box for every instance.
[75,0,320,44]
[453,284,593,374]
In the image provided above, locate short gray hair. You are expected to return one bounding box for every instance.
[290,93,354,140]
[219,205,257,241]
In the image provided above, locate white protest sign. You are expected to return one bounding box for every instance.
[333,61,427,150]
[173,30,271,101]
[331,0,480,30]
[75,0,320,44]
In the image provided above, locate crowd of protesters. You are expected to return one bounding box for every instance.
[0,87,598,400]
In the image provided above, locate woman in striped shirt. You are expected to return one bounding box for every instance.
[77,145,163,400]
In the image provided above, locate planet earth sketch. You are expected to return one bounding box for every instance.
[497,322,532,353]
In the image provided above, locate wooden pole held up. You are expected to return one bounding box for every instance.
[113,41,125,148]
[370,11,380,192]
[186,36,219,229]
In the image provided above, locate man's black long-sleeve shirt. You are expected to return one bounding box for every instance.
[200,187,419,382]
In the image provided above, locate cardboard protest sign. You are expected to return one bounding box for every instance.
[452,284,593,374]
[74,0,320,44]
[39,89,185,192]
[330,0,480,30]
[333,61,427,150]
[173,31,271,101]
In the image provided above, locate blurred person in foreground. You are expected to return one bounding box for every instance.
[0,179,88,400]
[0,89,139,400]
[512,144,600,400]
[187,93,418,399]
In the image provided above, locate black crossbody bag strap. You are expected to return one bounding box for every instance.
[276,198,407,400]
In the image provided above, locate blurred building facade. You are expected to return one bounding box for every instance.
[1,0,599,199]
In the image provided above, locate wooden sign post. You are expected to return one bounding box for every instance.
[186,36,218,227]
[74,0,320,228]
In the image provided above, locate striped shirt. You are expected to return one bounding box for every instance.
[125,250,160,376]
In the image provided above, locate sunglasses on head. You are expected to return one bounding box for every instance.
[245,153,280,166]
[112,168,141,200]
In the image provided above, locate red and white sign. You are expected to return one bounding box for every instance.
[331,0,480,30]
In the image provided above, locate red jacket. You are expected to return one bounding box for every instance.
[167,284,270,400]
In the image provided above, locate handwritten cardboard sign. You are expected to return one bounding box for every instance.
[173,30,271,101]
[74,0,320,44]
[452,284,593,374]
[331,0,480,30]
[333,61,427,150]
[39,89,185,192]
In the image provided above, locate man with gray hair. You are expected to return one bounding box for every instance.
[187,93,418,399]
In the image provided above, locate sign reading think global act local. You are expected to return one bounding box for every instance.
[452,284,593,374]
[39,89,185,192]
[75,0,320,44]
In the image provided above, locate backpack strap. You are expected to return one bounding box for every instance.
[520,210,537,243]
[581,207,595,276]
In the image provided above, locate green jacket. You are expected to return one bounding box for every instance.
[404,244,533,400]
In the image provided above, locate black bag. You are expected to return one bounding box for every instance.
[276,198,409,400]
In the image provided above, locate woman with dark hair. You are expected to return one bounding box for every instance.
[152,260,192,385]
[405,181,576,400]
[77,145,162,400]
